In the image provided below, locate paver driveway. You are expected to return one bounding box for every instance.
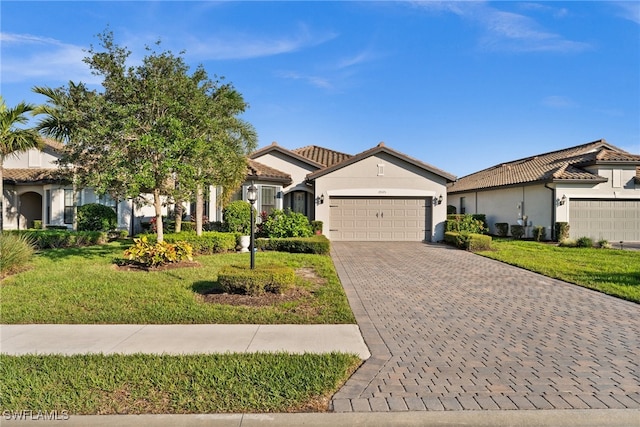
[330,242,640,412]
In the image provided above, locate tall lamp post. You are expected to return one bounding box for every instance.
[247,183,258,269]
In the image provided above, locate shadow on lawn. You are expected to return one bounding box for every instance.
[35,241,131,262]
[192,280,220,294]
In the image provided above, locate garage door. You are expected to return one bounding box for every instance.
[329,197,431,241]
[569,199,640,241]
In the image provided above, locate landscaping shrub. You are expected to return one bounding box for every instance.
[575,236,594,248]
[311,220,323,235]
[447,205,457,215]
[161,231,236,254]
[32,220,43,230]
[217,264,296,295]
[123,236,193,267]
[510,224,525,239]
[445,214,487,234]
[261,209,313,238]
[0,233,35,277]
[8,230,107,249]
[533,226,546,242]
[555,222,570,242]
[597,239,612,249]
[495,222,509,237]
[256,235,330,254]
[444,231,491,251]
[223,201,253,234]
[77,203,117,231]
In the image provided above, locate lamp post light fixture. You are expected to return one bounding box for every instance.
[247,183,258,269]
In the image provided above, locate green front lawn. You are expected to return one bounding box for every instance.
[0,242,355,324]
[478,240,640,303]
[0,353,361,414]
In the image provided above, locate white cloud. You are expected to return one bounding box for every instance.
[411,1,591,53]
[0,32,99,85]
[612,1,640,24]
[185,24,338,60]
[276,71,333,90]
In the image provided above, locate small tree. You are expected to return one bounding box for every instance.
[222,200,252,234]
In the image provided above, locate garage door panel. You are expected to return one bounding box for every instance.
[330,197,431,241]
[569,199,639,241]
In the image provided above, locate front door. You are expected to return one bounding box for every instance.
[292,191,307,216]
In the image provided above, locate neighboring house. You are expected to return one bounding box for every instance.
[2,139,137,232]
[447,139,640,242]
[250,142,456,242]
[1,139,292,235]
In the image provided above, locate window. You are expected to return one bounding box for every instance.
[99,194,117,212]
[64,189,74,224]
[460,197,466,214]
[261,186,276,215]
[377,164,385,176]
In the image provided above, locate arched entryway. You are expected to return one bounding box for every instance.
[19,191,43,229]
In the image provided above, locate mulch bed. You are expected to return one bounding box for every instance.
[113,262,326,309]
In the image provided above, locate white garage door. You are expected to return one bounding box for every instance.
[329,197,431,241]
[569,199,640,241]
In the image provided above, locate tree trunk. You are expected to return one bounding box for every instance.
[174,202,183,233]
[196,184,204,236]
[153,188,164,242]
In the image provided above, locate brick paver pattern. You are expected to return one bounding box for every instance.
[330,242,640,412]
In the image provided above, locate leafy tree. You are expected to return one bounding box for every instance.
[33,31,256,241]
[0,97,42,230]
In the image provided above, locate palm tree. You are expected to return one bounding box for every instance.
[0,97,42,230]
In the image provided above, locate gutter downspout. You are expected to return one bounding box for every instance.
[544,184,555,240]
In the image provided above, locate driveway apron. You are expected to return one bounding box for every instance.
[330,242,640,412]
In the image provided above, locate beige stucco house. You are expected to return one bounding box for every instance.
[447,139,640,242]
[250,142,456,242]
[1,140,292,235]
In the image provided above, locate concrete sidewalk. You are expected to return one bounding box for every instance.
[0,324,370,359]
[2,410,639,426]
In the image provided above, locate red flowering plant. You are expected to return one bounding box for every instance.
[256,211,269,237]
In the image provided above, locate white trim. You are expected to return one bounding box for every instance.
[327,188,437,197]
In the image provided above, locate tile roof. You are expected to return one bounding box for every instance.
[291,145,352,168]
[2,168,68,184]
[307,142,457,182]
[247,159,292,185]
[448,139,640,193]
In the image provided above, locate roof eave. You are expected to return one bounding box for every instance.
[307,144,457,182]
[250,144,324,169]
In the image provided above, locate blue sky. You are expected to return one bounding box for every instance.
[2,1,639,177]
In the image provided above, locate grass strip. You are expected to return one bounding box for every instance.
[0,353,361,414]
[0,242,355,324]
[478,240,640,303]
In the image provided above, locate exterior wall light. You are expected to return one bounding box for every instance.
[559,194,567,206]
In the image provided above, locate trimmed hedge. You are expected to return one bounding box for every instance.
[444,231,492,251]
[495,222,509,237]
[77,203,117,231]
[533,226,547,242]
[153,231,237,254]
[510,224,525,239]
[555,222,570,242]
[445,214,487,234]
[217,264,296,296]
[256,235,330,254]
[7,230,107,249]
